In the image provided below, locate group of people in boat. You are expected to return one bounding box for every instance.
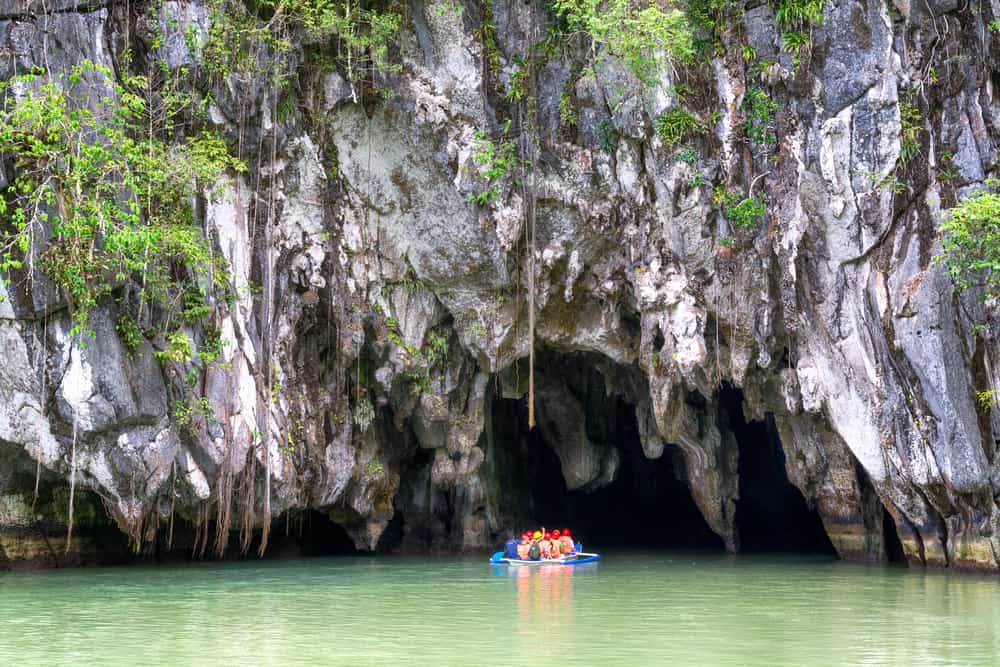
[505,528,579,561]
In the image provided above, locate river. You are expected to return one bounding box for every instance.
[1,551,997,665]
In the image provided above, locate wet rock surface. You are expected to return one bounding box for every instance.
[0,0,998,572]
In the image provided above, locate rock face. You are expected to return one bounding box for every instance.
[0,0,998,571]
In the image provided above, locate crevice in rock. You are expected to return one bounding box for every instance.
[882,505,906,564]
[721,386,838,555]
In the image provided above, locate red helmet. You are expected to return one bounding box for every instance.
[552,530,561,538]
[562,528,571,537]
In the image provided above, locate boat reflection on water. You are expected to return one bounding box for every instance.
[491,560,599,649]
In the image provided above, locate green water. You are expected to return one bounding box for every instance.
[1,551,997,666]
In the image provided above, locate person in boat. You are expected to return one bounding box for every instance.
[540,533,553,559]
[549,531,563,558]
[528,531,543,560]
[548,532,564,559]
[559,529,576,554]
[516,532,531,560]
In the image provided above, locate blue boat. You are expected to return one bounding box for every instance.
[489,551,601,566]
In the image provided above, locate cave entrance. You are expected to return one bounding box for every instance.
[486,352,723,551]
[719,386,836,555]
[560,401,724,549]
[275,511,361,556]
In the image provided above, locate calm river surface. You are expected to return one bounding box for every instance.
[1,551,997,666]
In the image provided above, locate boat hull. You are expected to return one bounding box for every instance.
[489,552,601,566]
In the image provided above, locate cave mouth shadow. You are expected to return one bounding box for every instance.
[528,398,725,550]
[146,509,363,563]
[488,351,722,551]
[719,385,837,556]
[488,355,838,557]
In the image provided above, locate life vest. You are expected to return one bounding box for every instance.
[505,539,518,559]
[528,541,541,560]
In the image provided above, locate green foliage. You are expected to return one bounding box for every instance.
[468,128,520,206]
[155,329,194,364]
[717,234,735,247]
[506,57,528,103]
[677,145,698,164]
[424,329,449,365]
[989,20,1000,34]
[198,324,224,364]
[721,191,767,229]
[0,61,236,337]
[478,6,502,80]
[364,458,384,478]
[774,0,824,29]
[298,0,402,98]
[741,44,757,62]
[685,0,739,50]
[116,314,146,354]
[781,30,810,53]
[205,0,401,100]
[173,395,214,435]
[898,100,923,165]
[559,90,578,129]
[687,172,705,188]
[182,283,212,323]
[551,0,695,87]
[741,87,778,148]
[936,180,1000,299]
[596,119,618,154]
[937,165,957,183]
[353,397,375,432]
[654,107,706,147]
[780,30,810,70]
[773,0,823,67]
[977,389,997,410]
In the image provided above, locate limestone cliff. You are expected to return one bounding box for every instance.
[0,0,998,571]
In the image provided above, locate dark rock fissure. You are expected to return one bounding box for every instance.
[720,386,838,556]
[882,507,906,564]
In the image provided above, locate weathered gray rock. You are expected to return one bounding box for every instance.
[0,0,998,571]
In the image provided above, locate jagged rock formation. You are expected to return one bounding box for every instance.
[0,0,998,571]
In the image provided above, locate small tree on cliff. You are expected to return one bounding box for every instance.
[937,180,1000,300]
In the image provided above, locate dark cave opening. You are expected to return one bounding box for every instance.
[497,395,724,549]
[719,386,837,555]
[277,511,361,556]
[487,356,840,556]
[149,509,362,562]
[486,352,724,551]
[882,507,906,564]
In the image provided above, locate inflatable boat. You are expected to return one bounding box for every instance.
[489,551,601,566]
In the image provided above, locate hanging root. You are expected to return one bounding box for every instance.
[65,424,77,555]
[167,463,176,551]
[32,458,41,513]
